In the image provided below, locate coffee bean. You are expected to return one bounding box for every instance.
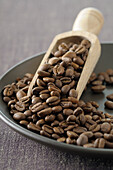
[80,114,86,125]
[27,122,41,132]
[64,125,76,131]
[55,79,62,88]
[106,93,113,101]
[38,70,50,77]
[16,90,26,100]
[36,119,45,126]
[52,133,60,139]
[38,107,52,117]
[73,107,83,116]
[52,106,62,113]
[48,57,60,65]
[24,110,32,116]
[92,80,102,86]
[3,87,13,96]
[63,109,73,116]
[60,101,73,108]
[91,85,106,93]
[60,77,71,84]
[105,140,113,148]
[77,134,88,146]
[94,132,103,138]
[32,97,42,104]
[57,137,66,142]
[67,131,78,138]
[81,39,91,49]
[51,120,59,127]
[53,65,64,75]
[39,64,50,71]
[50,91,60,97]
[30,102,48,113]
[43,77,55,83]
[66,137,76,144]
[42,124,53,134]
[101,122,111,133]
[53,127,64,134]
[61,85,70,94]
[106,69,113,76]
[13,112,26,120]
[104,133,113,141]
[73,126,87,134]
[19,120,28,126]
[67,115,76,122]
[54,50,62,57]
[56,114,64,121]
[32,86,44,94]
[105,100,113,110]
[45,114,55,122]
[37,79,46,86]
[69,89,78,98]
[82,131,93,138]
[15,101,25,111]
[46,96,59,104]
[40,130,51,137]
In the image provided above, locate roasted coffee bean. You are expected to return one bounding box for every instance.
[73,107,83,116]
[50,91,60,97]
[53,126,64,134]
[94,132,103,138]
[32,86,44,95]
[106,93,113,101]
[101,122,111,133]
[67,115,76,122]
[36,119,45,126]
[42,124,53,134]
[13,112,26,120]
[58,42,68,53]
[16,90,26,100]
[73,126,87,134]
[27,122,41,132]
[46,96,59,104]
[104,133,113,141]
[53,65,64,75]
[54,50,62,57]
[32,97,41,104]
[77,134,88,146]
[55,79,62,88]
[19,120,28,126]
[45,114,55,122]
[81,39,91,49]
[40,93,50,100]
[39,64,50,71]
[61,85,70,94]
[75,45,86,55]
[105,140,113,148]
[52,133,60,139]
[67,131,78,138]
[66,137,76,144]
[48,85,61,93]
[82,131,93,138]
[38,70,50,77]
[106,69,113,76]
[51,120,59,127]
[52,106,62,113]
[92,80,102,86]
[105,100,113,109]
[15,101,25,111]
[24,110,32,116]
[80,114,86,125]
[43,77,55,83]
[64,125,76,131]
[56,114,64,121]
[57,137,66,142]
[30,102,48,113]
[48,57,60,65]
[40,130,51,137]
[65,68,74,77]
[37,79,46,86]
[94,138,105,148]
[19,96,30,104]
[3,96,11,103]
[3,87,13,96]
[63,109,73,116]
[91,85,106,93]
[60,77,71,84]
[69,89,78,98]
[60,101,73,108]
[38,107,52,117]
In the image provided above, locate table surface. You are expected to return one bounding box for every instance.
[0,0,113,170]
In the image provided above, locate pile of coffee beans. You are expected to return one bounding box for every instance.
[2,40,113,149]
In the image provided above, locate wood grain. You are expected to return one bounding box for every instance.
[0,0,113,170]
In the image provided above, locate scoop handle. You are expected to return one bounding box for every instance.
[72,7,104,35]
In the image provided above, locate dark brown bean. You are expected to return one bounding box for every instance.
[67,115,76,122]
[13,112,26,120]
[19,120,28,126]
[55,79,62,88]
[106,93,113,101]
[39,64,50,71]
[66,137,76,144]
[73,126,87,134]
[101,122,111,133]
[42,124,53,134]
[36,119,45,126]
[67,131,78,138]
[37,79,46,86]
[105,101,113,109]
[61,85,70,94]
[52,106,62,113]
[63,109,73,116]
[40,130,51,137]
[46,96,59,103]
[77,134,88,146]
[38,107,52,117]
[52,133,60,139]
[69,89,78,98]
[45,114,55,122]
[38,70,50,77]
[15,101,25,111]
[27,122,41,132]
[57,137,66,142]
[91,85,106,93]
[73,107,84,116]
[53,127,64,134]
[104,133,113,141]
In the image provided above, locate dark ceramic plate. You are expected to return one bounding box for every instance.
[0,43,113,158]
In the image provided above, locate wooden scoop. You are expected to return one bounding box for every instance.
[27,7,104,99]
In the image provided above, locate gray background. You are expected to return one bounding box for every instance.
[0,0,113,169]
